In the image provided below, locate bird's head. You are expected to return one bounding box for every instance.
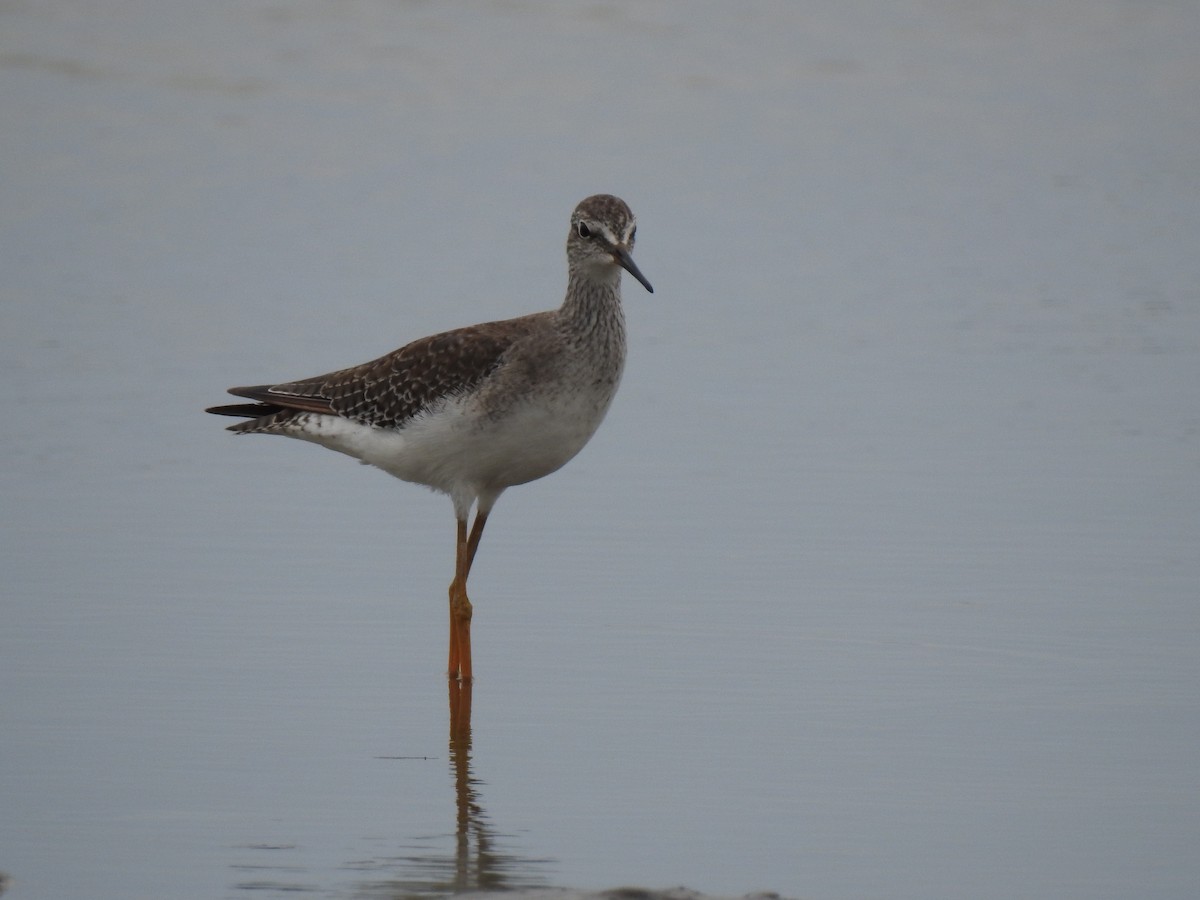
[567,194,653,293]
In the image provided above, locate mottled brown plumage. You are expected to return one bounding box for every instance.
[208,315,546,432]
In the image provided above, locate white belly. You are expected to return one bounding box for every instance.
[283,385,615,498]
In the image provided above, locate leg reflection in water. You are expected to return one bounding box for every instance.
[357,680,555,894]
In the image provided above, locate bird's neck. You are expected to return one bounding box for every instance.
[561,271,625,337]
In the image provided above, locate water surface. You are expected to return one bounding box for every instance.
[2,2,1198,899]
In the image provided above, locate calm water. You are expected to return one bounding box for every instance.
[3,2,1198,899]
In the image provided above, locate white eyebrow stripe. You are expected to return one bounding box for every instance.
[595,223,621,245]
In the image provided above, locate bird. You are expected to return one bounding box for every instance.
[207,194,652,682]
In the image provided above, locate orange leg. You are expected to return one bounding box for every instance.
[447,511,488,682]
[448,519,470,681]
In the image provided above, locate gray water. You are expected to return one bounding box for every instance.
[3,2,1198,899]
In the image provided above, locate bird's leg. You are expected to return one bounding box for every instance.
[447,511,489,682]
[448,518,472,682]
[465,509,489,571]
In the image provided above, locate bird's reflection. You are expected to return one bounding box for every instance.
[349,680,555,898]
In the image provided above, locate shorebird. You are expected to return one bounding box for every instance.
[207,194,652,681]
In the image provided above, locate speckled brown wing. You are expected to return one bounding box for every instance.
[220,314,546,430]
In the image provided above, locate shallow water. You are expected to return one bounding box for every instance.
[3,2,1198,899]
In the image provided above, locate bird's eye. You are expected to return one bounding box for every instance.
[576,222,592,239]
[629,226,637,242]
